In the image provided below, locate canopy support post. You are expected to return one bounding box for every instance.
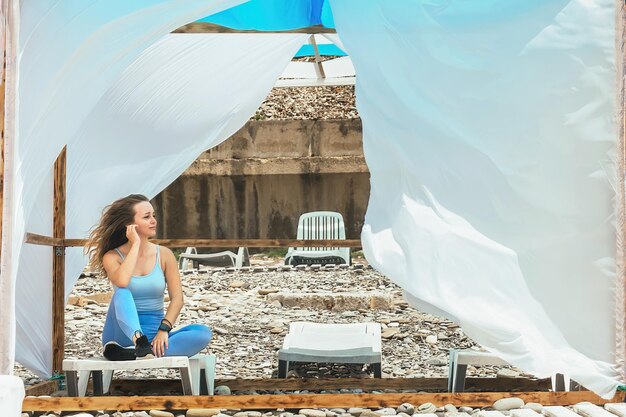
[52,146,66,373]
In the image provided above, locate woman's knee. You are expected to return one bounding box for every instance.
[112,287,133,302]
[193,324,212,345]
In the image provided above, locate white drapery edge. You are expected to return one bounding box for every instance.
[0,0,19,376]
[615,0,626,382]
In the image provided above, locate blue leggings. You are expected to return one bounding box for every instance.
[102,288,212,357]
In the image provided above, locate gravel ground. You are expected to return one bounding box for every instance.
[253,86,358,120]
[14,257,525,386]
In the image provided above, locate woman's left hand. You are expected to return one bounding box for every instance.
[152,331,169,357]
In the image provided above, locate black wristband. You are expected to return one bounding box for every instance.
[158,322,172,333]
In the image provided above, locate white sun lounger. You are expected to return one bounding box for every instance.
[278,322,382,377]
[284,211,351,266]
[63,353,216,396]
[179,246,250,270]
[448,348,570,393]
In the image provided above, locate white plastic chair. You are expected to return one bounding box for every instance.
[284,211,351,266]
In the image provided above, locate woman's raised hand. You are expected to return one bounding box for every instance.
[126,224,140,245]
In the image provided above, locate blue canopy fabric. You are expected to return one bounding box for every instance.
[200,0,335,31]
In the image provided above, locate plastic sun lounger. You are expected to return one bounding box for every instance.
[179,246,250,270]
[284,211,351,266]
[448,348,571,393]
[63,353,216,396]
[277,322,382,377]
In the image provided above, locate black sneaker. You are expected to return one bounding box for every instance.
[103,341,135,361]
[134,334,154,359]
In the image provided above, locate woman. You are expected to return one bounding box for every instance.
[86,194,212,360]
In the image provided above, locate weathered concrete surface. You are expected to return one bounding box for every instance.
[186,119,367,176]
[153,172,369,240]
[153,119,368,240]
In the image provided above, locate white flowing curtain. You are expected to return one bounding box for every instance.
[5,0,253,377]
[329,0,621,397]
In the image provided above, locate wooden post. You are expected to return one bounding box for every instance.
[52,146,66,372]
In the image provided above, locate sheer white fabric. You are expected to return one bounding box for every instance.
[8,0,253,376]
[330,0,620,397]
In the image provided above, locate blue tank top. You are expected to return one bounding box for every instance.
[114,245,165,312]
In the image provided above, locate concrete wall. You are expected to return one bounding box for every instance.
[153,119,369,241]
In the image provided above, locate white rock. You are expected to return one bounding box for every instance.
[417,403,437,414]
[493,398,525,411]
[187,410,222,417]
[149,412,174,417]
[397,404,415,415]
[444,405,458,414]
[425,335,437,344]
[214,385,231,395]
[376,409,397,416]
[299,410,327,417]
[523,404,543,413]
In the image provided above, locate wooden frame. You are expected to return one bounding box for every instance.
[173,22,336,34]
[26,233,362,248]
[21,391,626,412]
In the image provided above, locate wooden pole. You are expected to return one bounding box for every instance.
[0,47,5,265]
[52,146,66,372]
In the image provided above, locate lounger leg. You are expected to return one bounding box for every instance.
[77,370,90,397]
[189,357,201,395]
[452,364,467,393]
[92,370,104,395]
[205,355,216,395]
[552,373,566,392]
[102,370,114,394]
[66,371,79,397]
[180,366,193,395]
[371,363,382,378]
[447,349,457,392]
[278,359,289,378]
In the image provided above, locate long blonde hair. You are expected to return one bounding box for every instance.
[85,194,149,275]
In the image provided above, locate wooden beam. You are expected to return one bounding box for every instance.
[152,239,362,248]
[22,391,626,412]
[104,377,551,395]
[24,232,62,246]
[52,146,66,372]
[173,22,336,34]
[0,48,5,264]
[27,235,362,249]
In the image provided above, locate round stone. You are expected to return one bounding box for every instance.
[493,398,525,411]
[397,404,415,415]
[299,410,326,417]
[149,411,174,417]
[187,410,222,417]
[523,403,543,413]
[214,385,231,395]
[417,403,436,414]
